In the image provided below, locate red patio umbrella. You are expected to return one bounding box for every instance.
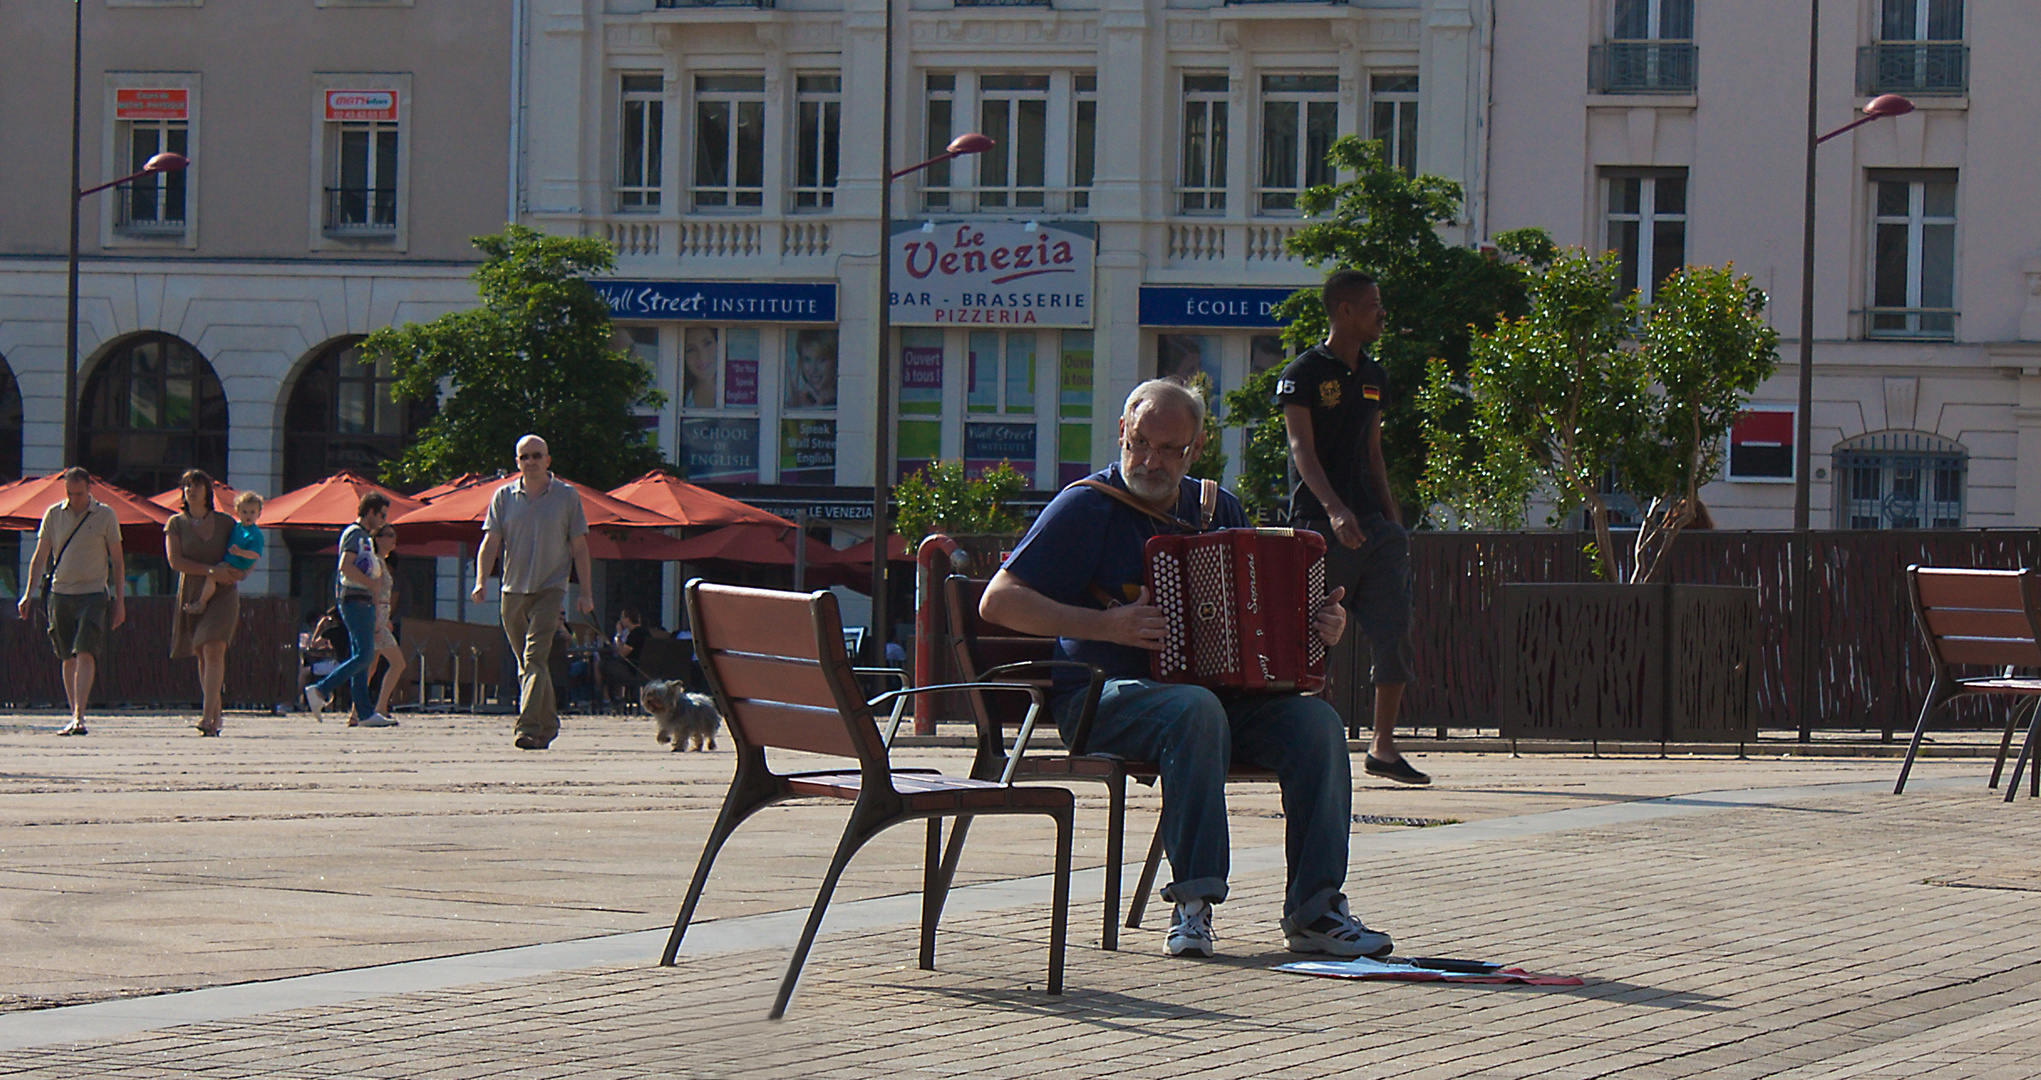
[414,473,493,502]
[0,471,173,554]
[828,534,915,566]
[390,475,682,544]
[661,523,837,567]
[258,472,424,531]
[607,471,794,528]
[151,482,242,516]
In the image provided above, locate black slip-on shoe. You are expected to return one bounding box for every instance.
[514,734,549,750]
[1364,754,1431,786]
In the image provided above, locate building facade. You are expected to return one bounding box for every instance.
[0,0,512,603]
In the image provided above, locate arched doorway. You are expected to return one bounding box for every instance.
[282,336,433,491]
[78,332,229,496]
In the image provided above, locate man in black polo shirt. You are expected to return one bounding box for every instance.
[1275,269,1429,785]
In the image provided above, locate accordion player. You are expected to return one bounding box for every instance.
[1145,528,1329,692]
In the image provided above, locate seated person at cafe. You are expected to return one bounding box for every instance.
[600,606,655,705]
[978,378,1386,960]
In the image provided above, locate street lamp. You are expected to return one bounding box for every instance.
[868,0,992,663]
[1790,0,1912,739]
[63,0,190,467]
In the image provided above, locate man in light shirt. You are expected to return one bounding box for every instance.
[18,468,127,736]
[472,435,593,750]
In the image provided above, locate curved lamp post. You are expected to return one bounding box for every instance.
[1790,0,1913,740]
[868,4,993,669]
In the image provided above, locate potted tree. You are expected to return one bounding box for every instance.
[1418,250,1780,743]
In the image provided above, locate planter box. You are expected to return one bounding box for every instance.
[1497,583,1757,743]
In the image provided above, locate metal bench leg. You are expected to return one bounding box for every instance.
[771,817,880,1019]
[2006,701,2041,805]
[1126,821,1165,930]
[1102,773,1126,951]
[1991,699,2035,790]
[662,782,773,966]
[920,818,943,971]
[1895,679,1945,795]
[1047,804,1072,995]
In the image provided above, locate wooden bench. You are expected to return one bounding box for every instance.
[1898,566,2041,801]
[660,580,1073,1018]
[945,574,1280,950]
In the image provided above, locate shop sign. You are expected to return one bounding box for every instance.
[779,419,837,483]
[681,418,760,483]
[1137,285,1304,329]
[325,89,398,122]
[590,279,837,323]
[1727,408,1795,482]
[891,222,1094,328]
[116,89,187,121]
[965,422,1038,486]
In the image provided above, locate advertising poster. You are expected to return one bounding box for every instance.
[896,419,941,484]
[965,422,1037,486]
[890,221,1095,328]
[681,327,719,409]
[1157,334,1223,416]
[779,418,837,483]
[900,327,944,417]
[785,328,839,410]
[681,418,760,483]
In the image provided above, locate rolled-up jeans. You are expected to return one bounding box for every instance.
[1054,678,1353,928]
[311,597,377,720]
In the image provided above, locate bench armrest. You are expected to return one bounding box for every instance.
[978,660,1105,756]
[868,681,1050,784]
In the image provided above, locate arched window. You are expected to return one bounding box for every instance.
[283,337,432,491]
[1833,430,1966,529]
[79,333,228,496]
[0,354,21,483]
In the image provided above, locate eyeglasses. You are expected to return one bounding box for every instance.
[1122,434,1194,464]
[517,452,545,461]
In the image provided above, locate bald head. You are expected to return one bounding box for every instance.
[516,434,552,484]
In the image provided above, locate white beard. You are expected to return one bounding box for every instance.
[1124,464,1178,504]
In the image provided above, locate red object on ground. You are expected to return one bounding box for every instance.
[390,476,681,544]
[608,471,794,528]
[150,482,242,516]
[258,472,424,531]
[0,471,175,554]
[660,523,836,567]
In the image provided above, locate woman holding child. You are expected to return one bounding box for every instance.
[164,469,256,736]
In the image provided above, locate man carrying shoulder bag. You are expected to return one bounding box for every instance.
[17,468,128,736]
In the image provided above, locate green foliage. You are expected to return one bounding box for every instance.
[893,460,1026,543]
[1429,250,1779,581]
[1183,372,1228,483]
[1222,136,1548,520]
[360,226,668,490]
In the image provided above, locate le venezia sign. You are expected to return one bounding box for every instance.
[890,221,1095,328]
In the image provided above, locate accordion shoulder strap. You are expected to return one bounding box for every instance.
[1198,478,1218,530]
[1070,478,1191,532]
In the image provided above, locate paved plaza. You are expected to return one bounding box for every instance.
[0,708,2034,1078]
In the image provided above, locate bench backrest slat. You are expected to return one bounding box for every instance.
[946,575,1058,731]
[1909,567,2041,672]
[687,581,877,760]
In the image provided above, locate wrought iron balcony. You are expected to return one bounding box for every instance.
[1857,42,1968,96]
[655,0,774,8]
[323,188,397,235]
[1588,40,1698,95]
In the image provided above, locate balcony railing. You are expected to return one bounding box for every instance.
[654,0,774,8]
[1857,42,1968,96]
[112,185,185,238]
[918,186,1091,215]
[1588,40,1698,95]
[323,188,397,236]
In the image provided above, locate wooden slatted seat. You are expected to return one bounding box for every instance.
[945,574,1278,951]
[1897,566,2041,802]
[660,581,1073,1018]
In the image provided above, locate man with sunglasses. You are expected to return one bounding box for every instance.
[472,434,593,750]
[981,380,1386,961]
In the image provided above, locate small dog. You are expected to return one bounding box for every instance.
[641,680,722,752]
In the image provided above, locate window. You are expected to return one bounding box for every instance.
[678,326,762,482]
[1861,0,1966,95]
[1072,75,1096,212]
[1869,171,1957,339]
[617,73,663,211]
[1369,75,1419,176]
[966,332,1039,484]
[693,74,764,209]
[1604,169,1688,302]
[793,74,841,210]
[1593,0,1696,93]
[78,332,229,497]
[118,119,188,235]
[1058,331,1094,486]
[1833,431,1965,529]
[978,74,1049,209]
[923,74,955,211]
[283,338,434,491]
[1179,75,1229,214]
[322,90,400,234]
[1258,74,1338,214]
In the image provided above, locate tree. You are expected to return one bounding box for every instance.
[1183,371,1228,484]
[893,461,1026,543]
[1420,250,1779,582]
[361,226,667,489]
[1220,136,1549,521]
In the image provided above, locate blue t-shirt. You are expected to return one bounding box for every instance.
[1000,465,1248,699]
[222,521,265,570]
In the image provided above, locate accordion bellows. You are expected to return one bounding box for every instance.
[1146,528,1328,692]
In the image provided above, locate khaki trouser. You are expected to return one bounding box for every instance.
[501,587,564,743]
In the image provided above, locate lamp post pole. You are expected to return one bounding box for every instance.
[867,0,990,660]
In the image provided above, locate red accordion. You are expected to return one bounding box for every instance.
[1145,528,1328,693]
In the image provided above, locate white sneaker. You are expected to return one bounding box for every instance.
[304,686,328,721]
[1283,899,1393,959]
[1166,899,1215,958]
[356,713,399,728]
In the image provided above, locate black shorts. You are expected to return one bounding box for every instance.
[47,591,109,658]
[1302,515,1413,686]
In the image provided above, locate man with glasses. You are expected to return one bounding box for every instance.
[472,434,593,750]
[980,380,1386,961]
[1275,269,1429,786]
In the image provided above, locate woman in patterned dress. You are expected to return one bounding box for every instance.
[164,469,246,735]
